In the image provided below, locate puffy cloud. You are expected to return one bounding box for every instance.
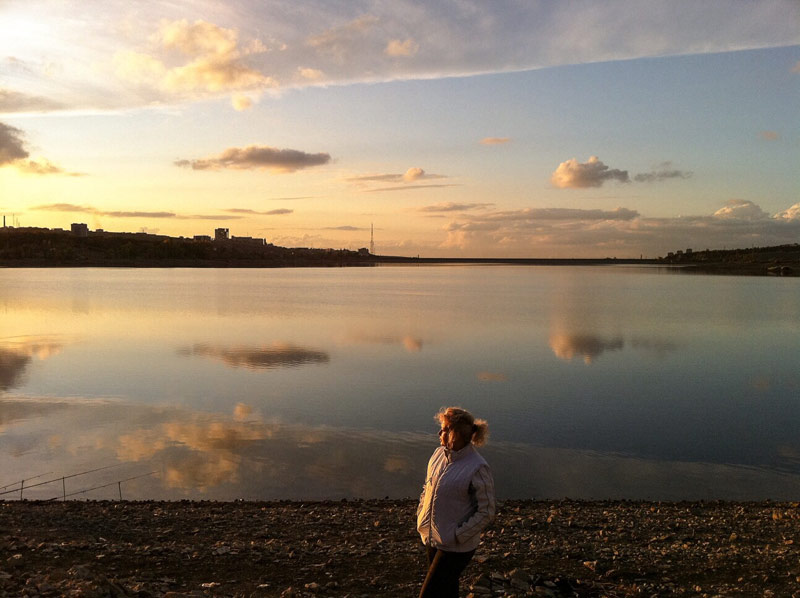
[713,199,769,221]
[0,122,29,165]
[113,19,276,102]
[419,202,494,213]
[403,167,426,182]
[633,162,692,182]
[480,137,511,145]
[348,167,452,192]
[774,203,800,221]
[175,145,331,173]
[0,121,79,175]
[385,38,419,57]
[477,371,507,382]
[436,200,800,258]
[759,131,780,141]
[551,156,630,188]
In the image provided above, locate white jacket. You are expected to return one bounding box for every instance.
[416,444,496,552]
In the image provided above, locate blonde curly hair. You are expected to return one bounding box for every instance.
[435,406,489,447]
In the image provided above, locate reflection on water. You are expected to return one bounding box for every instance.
[1,266,799,500]
[0,336,65,391]
[549,333,624,364]
[3,396,800,501]
[177,342,330,370]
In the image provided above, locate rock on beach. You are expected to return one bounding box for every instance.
[0,499,798,597]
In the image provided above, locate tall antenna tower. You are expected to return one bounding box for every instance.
[370,222,374,255]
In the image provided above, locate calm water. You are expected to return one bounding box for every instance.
[1,266,799,501]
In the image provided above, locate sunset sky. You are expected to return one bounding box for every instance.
[1,0,798,258]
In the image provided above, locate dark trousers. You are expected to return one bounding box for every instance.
[419,546,475,598]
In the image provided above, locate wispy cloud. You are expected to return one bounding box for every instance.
[4,2,797,114]
[323,225,367,231]
[175,145,331,173]
[418,202,494,213]
[0,87,62,113]
[759,131,780,141]
[348,167,446,184]
[633,161,692,183]
[480,137,511,145]
[32,203,242,220]
[223,208,294,215]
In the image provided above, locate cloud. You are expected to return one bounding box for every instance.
[323,225,366,231]
[223,208,293,215]
[0,336,65,391]
[349,167,447,184]
[551,156,630,188]
[114,19,276,99]
[0,88,63,113]
[480,137,511,145]
[712,199,769,221]
[385,39,419,57]
[793,61,800,74]
[437,200,800,259]
[298,67,324,80]
[0,122,29,165]
[774,203,800,222]
[32,203,243,220]
[418,202,494,213]
[0,122,80,175]
[633,162,693,183]
[231,94,253,111]
[369,183,458,193]
[759,131,780,141]
[306,15,379,61]
[175,145,331,173]
[4,3,798,115]
[477,371,507,382]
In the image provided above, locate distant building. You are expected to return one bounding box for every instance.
[71,223,89,237]
[358,247,370,256]
[231,235,265,246]
[215,228,229,241]
[194,235,212,242]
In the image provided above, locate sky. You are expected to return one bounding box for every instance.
[1,0,798,258]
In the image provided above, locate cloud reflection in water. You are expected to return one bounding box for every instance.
[177,342,330,370]
[3,397,800,501]
[550,333,678,363]
[0,336,65,391]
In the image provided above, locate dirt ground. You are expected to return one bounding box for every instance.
[1,499,798,597]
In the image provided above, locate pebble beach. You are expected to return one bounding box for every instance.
[2,499,799,597]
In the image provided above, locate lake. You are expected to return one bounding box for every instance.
[1,266,799,501]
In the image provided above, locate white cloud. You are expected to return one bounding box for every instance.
[3,1,798,114]
[551,156,629,188]
[774,203,800,221]
[713,200,769,221]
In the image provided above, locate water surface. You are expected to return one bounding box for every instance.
[1,266,798,500]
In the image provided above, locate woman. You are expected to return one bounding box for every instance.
[416,407,496,598]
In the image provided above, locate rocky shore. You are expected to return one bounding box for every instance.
[1,499,798,598]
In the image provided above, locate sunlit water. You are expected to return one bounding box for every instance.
[1,266,799,501]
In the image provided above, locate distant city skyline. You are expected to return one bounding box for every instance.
[1,1,798,258]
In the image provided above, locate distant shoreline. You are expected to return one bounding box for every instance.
[1,228,797,275]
